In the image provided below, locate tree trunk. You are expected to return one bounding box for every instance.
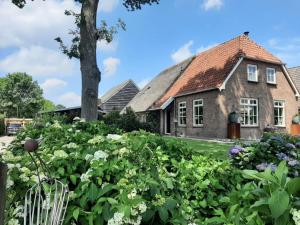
[79,0,100,121]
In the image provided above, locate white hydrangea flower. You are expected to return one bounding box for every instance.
[93,150,109,161]
[85,154,93,161]
[54,150,68,159]
[8,218,20,225]
[6,176,14,189]
[63,143,78,149]
[108,212,125,225]
[80,169,93,182]
[291,208,300,225]
[20,167,31,174]
[128,188,137,199]
[88,135,105,145]
[107,134,122,141]
[131,208,138,216]
[20,174,30,182]
[138,202,147,213]
[51,120,62,129]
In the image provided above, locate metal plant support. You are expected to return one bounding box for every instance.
[23,140,69,225]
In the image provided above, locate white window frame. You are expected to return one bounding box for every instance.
[247,64,258,82]
[178,101,187,127]
[193,99,204,127]
[240,98,259,127]
[266,67,276,84]
[274,100,285,127]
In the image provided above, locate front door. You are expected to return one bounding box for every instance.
[165,110,171,134]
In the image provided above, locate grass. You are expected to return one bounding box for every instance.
[164,136,231,160]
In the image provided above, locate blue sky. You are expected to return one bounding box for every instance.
[0,0,299,106]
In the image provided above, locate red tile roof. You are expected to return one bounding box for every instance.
[154,34,282,108]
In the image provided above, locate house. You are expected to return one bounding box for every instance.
[129,33,299,139]
[100,79,139,113]
[289,66,300,111]
[48,80,139,120]
[123,58,194,121]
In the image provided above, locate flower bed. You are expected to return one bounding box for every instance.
[1,122,300,225]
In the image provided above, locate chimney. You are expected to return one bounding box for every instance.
[243,31,250,36]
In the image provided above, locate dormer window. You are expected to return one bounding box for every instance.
[266,68,276,84]
[247,65,258,82]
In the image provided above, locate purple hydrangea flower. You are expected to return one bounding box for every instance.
[256,163,277,172]
[285,143,296,149]
[229,146,244,157]
[276,152,289,160]
[290,151,298,158]
[288,159,300,167]
[271,136,284,143]
[256,163,268,171]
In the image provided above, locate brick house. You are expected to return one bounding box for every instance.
[289,66,300,111]
[127,33,300,139]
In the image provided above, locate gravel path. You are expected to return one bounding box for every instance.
[0,136,15,147]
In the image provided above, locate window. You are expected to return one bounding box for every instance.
[274,101,285,126]
[193,99,203,126]
[178,102,187,126]
[266,68,276,84]
[247,65,258,82]
[240,98,258,126]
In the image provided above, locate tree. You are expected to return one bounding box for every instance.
[0,73,44,118]
[11,0,160,121]
[42,99,56,111]
[56,104,66,110]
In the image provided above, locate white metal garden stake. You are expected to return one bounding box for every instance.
[23,139,69,225]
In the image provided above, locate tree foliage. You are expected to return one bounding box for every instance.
[11,0,160,120]
[0,73,44,118]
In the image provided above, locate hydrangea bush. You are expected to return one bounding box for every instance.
[229,132,300,176]
[1,120,237,225]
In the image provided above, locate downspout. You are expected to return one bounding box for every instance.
[174,98,177,136]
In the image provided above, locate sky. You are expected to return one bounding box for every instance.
[0,0,300,107]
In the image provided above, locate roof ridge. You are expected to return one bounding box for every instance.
[288,66,300,69]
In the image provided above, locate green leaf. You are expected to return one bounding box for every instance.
[251,198,269,208]
[73,208,80,221]
[98,184,114,197]
[268,190,289,219]
[88,183,99,202]
[275,161,288,185]
[158,207,169,222]
[165,198,177,210]
[107,198,118,205]
[287,178,300,195]
[164,177,174,189]
[70,175,77,185]
[243,170,259,179]
[142,209,155,222]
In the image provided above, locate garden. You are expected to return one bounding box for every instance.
[1,118,300,225]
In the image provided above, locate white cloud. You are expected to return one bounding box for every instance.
[103,57,121,77]
[0,0,80,49]
[97,40,118,52]
[58,92,81,107]
[268,38,300,67]
[99,0,119,12]
[41,79,67,92]
[137,78,151,89]
[197,43,219,53]
[0,46,77,78]
[171,41,194,63]
[202,0,224,11]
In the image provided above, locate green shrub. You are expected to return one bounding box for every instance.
[103,108,159,133]
[229,132,300,177]
[2,120,238,225]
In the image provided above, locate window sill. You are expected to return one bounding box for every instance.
[193,125,204,128]
[178,125,187,128]
[248,80,259,83]
[267,82,277,85]
[275,125,286,128]
[241,125,259,128]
